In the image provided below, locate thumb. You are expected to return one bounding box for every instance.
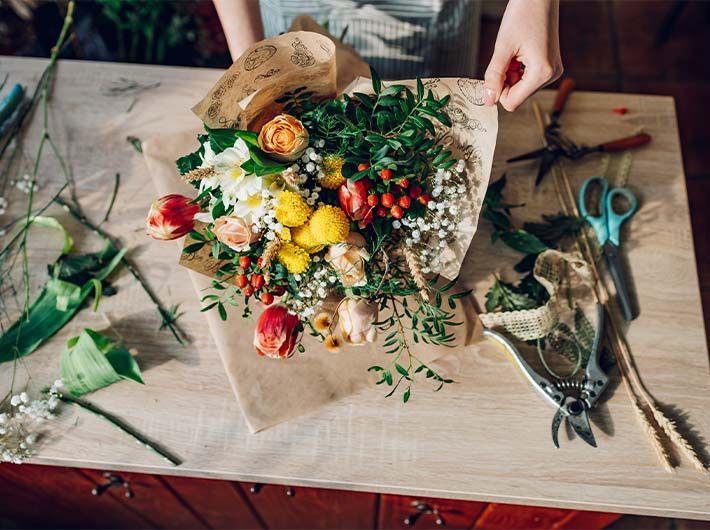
[483,46,514,106]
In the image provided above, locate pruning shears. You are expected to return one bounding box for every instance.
[483,304,608,448]
[507,78,652,186]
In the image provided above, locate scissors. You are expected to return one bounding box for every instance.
[506,78,652,186]
[578,176,638,321]
[483,304,608,448]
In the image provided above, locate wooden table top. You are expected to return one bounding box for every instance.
[1,57,708,520]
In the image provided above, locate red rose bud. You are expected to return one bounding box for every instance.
[398,195,411,209]
[357,162,371,171]
[338,179,374,228]
[236,274,248,288]
[381,193,395,208]
[254,304,300,359]
[146,194,200,240]
[390,205,404,219]
[409,185,423,199]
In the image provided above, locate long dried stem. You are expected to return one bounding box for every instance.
[532,101,707,473]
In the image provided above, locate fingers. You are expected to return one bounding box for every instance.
[498,60,563,112]
[483,46,514,106]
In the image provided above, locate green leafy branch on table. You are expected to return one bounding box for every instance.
[0,2,181,464]
[482,175,598,377]
[482,174,583,312]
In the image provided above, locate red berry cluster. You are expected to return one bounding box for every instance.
[235,256,284,305]
[359,165,430,220]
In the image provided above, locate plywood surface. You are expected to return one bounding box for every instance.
[0,57,707,520]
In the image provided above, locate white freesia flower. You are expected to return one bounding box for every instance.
[199,138,260,209]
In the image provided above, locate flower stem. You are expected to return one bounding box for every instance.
[58,393,182,466]
[54,196,186,345]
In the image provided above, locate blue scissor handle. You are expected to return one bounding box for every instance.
[605,187,637,246]
[578,177,610,245]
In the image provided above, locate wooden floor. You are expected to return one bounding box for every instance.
[480,2,710,529]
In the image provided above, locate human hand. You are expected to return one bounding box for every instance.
[483,0,563,111]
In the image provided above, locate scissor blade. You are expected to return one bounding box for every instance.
[551,408,565,448]
[534,152,556,186]
[568,411,597,448]
[506,147,549,163]
[603,241,637,321]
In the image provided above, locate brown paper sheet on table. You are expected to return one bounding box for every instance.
[143,25,496,432]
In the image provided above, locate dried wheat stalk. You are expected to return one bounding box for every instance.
[260,239,281,269]
[532,101,708,473]
[183,166,214,182]
[402,246,429,301]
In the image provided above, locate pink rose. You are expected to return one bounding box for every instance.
[338,297,378,345]
[254,305,300,359]
[213,216,260,251]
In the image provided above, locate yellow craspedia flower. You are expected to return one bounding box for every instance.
[274,190,312,227]
[320,155,345,189]
[291,224,324,253]
[278,227,292,242]
[309,205,350,245]
[277,242,311,274]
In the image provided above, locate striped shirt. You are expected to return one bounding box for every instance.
[259,0,481,79]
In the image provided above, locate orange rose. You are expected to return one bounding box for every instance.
[257,114,309,162]
[213,216,260,252]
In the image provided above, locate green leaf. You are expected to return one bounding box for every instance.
[28,216,73,254]
[403,387,411,403]
[395,363,409,377]
[60,329,144,397]
[183,242,205,254]
[176,135,207,174]
[0,244,126,363]
[370,66,382,94]
[499,230,549,255]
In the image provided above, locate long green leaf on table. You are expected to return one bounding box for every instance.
[61,329,144,396]
[0,244,126,363]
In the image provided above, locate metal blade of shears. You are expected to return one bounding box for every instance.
[566,408,597,448]
[551,408,565,448]
[506,147,549,163]
[534,150,558,187]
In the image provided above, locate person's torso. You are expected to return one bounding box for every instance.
[259,0,481,79]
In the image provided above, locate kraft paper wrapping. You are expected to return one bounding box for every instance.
[143,28,497,432]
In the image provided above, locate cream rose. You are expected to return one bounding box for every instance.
[213,215,260,251]
[338,298,377,345]
[325,232,369,288]
[257,114,309,162]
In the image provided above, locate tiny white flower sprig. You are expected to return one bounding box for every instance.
[0,380,62,464]
[399,159,467,274]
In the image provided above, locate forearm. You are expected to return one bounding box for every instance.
[213,0,264,60]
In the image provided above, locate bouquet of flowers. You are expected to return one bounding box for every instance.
[146,31,496,399]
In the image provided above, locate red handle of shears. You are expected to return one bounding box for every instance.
[552,78,576,117]
[600,133,652,152]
